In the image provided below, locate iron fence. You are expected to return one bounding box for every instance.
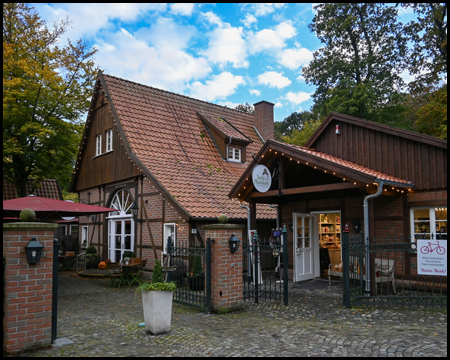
[167,237,211,312]
[243,228,288,305]
[342,232,447,308]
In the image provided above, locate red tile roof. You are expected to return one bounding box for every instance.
[102,74,275,220]
[3,178,62,201]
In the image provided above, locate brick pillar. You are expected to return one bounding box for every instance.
[3,222,58,355]
[202,224,244,313]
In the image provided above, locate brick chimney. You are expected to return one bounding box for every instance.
[253,101,275,141]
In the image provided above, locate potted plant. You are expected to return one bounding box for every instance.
[122,251,136,263]
[187,254,204,291]
[85,245,99,269]
[137,259,176,335]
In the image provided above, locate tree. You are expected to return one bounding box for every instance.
[302,3,409,125]
[274,110,316,140]
[281,118,323,146]
[3,3,99,197]
[234,102,254,114]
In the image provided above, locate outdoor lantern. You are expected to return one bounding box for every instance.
[352,219,361,233]
[130,202,139,218]
[25,237,44,265]
[229,234,240,253]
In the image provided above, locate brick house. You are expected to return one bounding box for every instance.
[229,112,447,283]
[70,71,276,269]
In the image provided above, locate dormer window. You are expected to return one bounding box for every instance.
[228,147,241,162]
[96,134,102,156]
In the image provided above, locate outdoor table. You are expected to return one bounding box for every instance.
[58,253,75,270]
[119,262,140,286]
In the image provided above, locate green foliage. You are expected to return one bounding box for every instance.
[234,103,254,114]
[137,281,176,293]
[151,259,164,284]
[122,251,136,261]
[302,3,408,123]
[275,111,317,140]
[281,118,323,146]
[191,255,203,276]
[85,245,97,259]
[3,3,100,196]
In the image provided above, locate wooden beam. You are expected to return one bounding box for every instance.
[248,182,359,198]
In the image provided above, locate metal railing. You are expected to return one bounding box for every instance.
[75,252,86,277]
[342,232,447,308]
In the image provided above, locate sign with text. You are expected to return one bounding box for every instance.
[252,164,271,193]
[417,239,447,276]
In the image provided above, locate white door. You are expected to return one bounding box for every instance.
[107,190,135,262]
[109,218,134,262]
[294,213,314,282]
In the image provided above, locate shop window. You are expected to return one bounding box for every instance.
[411,207,447,243]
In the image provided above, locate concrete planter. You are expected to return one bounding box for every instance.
[141,290,173,335]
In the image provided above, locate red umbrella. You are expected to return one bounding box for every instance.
[3,196,116,221]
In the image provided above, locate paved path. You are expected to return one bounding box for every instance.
[27,273,446,357]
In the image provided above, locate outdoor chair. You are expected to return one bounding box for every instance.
[128,259,147,287]
[106,261,124,288]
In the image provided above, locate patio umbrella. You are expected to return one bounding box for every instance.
[3,196,116,221]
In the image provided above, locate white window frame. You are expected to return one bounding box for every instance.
[163,223,176,254]
[96,134,102,156]
[81,226,89,248]
[106,129,113,152]
[227,146,241,162]
[70,225,79,235]
[410,206,447,246]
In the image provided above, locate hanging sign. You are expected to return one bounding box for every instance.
[417,239,447,276]
[252,164,271,193]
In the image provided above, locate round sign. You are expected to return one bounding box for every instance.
[252,164,272,193]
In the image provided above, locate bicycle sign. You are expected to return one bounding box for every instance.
[417,239,447,276]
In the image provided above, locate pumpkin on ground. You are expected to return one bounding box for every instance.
[98,261,107,269]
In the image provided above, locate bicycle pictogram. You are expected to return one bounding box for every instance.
[420,240,446,255]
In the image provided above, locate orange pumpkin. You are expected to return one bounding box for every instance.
[98,261,107,269]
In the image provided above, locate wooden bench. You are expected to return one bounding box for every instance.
[328,258,396,294]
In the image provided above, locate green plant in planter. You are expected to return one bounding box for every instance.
[191,254,203,276]
[85,245,99,269]
[137,259,176,293]
[122,251,136,262]
[188,255,204,291]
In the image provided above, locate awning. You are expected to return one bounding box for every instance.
[3,196,115,221]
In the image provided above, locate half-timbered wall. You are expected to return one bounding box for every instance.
[311,119,447,191]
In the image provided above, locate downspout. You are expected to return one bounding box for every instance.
[363,180,384,294]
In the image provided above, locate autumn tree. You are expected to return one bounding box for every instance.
[3,3,99,197]
[302,3,409,126]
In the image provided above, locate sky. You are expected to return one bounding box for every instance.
[33,3,417,123]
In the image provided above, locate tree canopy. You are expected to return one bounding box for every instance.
[3,3,99,197]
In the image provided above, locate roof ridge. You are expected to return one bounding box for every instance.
[103,73,255,118]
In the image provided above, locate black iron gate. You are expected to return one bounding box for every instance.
[342,230,447,308]
[243,227,289,305]
[167,237,211,312]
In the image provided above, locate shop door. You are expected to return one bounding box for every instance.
[294,213,314,282]
[108,218,134,262]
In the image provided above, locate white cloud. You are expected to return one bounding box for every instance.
[188,72,245,101]
[169,3,195,16]
[285,91,311,106]
[94,28,211,92]
[201,25,248,68]
[201,11,224,27]
[242,14,257,28]
[247,21,297,54]
[244,3,286,17]
[257,71,291,89]
[278,47,314,69]
[249,89,261,96]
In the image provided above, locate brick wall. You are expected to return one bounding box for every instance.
[203,224,244,312]
[3,222,58,355]
[254,101,275,141]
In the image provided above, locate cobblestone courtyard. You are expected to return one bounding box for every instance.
[26,273,447,357]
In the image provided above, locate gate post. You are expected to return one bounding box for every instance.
[253,231,259,304]
[282,225,288,305]
[52,239,59,343]
[206,238,212,313]
[342,224,351,308]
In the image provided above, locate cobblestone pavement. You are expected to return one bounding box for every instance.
[25,273,446,357]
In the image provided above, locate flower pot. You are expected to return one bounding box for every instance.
[86,256,99,269]
[141,290,173,335]
[188,275,204,291]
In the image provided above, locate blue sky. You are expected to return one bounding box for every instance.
[33,3,416,123]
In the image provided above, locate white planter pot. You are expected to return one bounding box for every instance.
[141,290,173,335]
